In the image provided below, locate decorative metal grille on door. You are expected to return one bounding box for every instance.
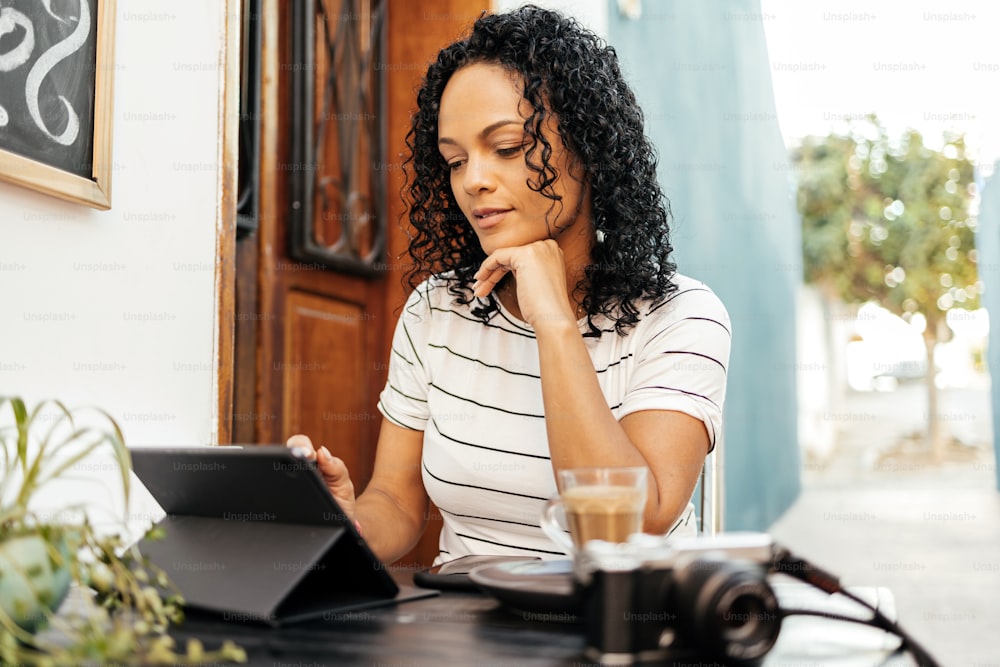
[289,0,386,276]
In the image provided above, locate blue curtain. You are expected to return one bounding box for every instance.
[975,162,1000,490]
[607,0,801,528]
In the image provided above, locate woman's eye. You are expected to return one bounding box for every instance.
[447,159,465,171]
[497,145,523,157]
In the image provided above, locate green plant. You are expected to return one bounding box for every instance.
[0,396,246,665]
[792,117,980,459]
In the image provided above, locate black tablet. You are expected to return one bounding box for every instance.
[130,444,354,525]
[129,445,433,625]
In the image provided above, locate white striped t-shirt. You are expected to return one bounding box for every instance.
[377,272,731,563]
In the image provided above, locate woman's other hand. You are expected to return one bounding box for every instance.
[286,434,357,522]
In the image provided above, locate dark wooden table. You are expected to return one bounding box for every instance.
[169,578,918,666]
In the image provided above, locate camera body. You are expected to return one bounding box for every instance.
[574,532,782,667]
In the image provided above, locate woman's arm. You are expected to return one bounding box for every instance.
[355,420,429,562]
[473,239,716,534]
[534,320,710,534]
[289,419,428,563]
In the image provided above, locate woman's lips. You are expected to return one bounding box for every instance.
[473,208,511,228]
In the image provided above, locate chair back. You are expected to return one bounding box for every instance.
[696,440,724,535]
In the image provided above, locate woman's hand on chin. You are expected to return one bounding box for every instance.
[472,239,579,330]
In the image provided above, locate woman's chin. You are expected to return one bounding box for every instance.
[476,233,546,256]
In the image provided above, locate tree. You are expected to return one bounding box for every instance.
[792,116,981,460]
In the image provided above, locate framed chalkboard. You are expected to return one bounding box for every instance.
[0,0,116,209]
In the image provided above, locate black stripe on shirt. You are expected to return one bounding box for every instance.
[667,507,694,535]
[644,317,731,350]
[387,382,428,404]
[427,342,540,379]
[404,293,424,320]
[377,402,424,431]
[492,303,536,334]
[595,353,634,374]
[428,304,537,339]
[390,346,414,366]
[438,505,542,529]
[423,462,549,501]
[660,350,727,373]
[683,316,732,336]
[635,385,721,409]
[433,419,550,460]
[429,382,545,419]
[608,402,716,447]
[453,532,565,556]
[401,318,425,371]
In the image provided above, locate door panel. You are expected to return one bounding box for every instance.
[283,290,375,483]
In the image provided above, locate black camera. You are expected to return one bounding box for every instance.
[574,532,782,666]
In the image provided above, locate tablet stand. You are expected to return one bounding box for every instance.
[128,446,419,626]
[139,515,397,625]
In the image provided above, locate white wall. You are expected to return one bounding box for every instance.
[1,2,231,533]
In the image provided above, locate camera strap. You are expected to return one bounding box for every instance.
[770,545,941,667]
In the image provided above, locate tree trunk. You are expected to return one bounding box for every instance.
[923,331,943,462]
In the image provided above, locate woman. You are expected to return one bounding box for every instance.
[289,5,730,564]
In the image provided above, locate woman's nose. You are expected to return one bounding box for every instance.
[462,156,497,194]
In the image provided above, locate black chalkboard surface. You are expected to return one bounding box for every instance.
[0,0,99,180]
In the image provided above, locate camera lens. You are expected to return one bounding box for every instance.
[714,578,780,656]
[723,590,770,638]
[674,556,782,667]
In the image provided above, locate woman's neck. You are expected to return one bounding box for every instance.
[495,219,595,322]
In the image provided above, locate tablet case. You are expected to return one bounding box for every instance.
[130,445,433,625]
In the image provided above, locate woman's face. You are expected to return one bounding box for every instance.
[437,62,592,257]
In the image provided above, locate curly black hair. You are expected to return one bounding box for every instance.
[402,5,676,337]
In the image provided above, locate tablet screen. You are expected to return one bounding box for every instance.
[130,445,352,526]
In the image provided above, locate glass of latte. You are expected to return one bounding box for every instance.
[540,467,647,555]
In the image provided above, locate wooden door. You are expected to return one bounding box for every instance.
[234,0,488,568]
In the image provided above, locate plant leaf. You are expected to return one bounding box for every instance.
[91,406,130,516]
[32,433,117,496]
[11,396,29,471]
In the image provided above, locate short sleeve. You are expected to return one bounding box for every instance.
[620,287,732,450]
[376,283,432,431]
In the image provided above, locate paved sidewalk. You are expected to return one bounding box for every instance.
[768,381,999,667]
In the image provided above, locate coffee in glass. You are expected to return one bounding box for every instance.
[541,467,648,554]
